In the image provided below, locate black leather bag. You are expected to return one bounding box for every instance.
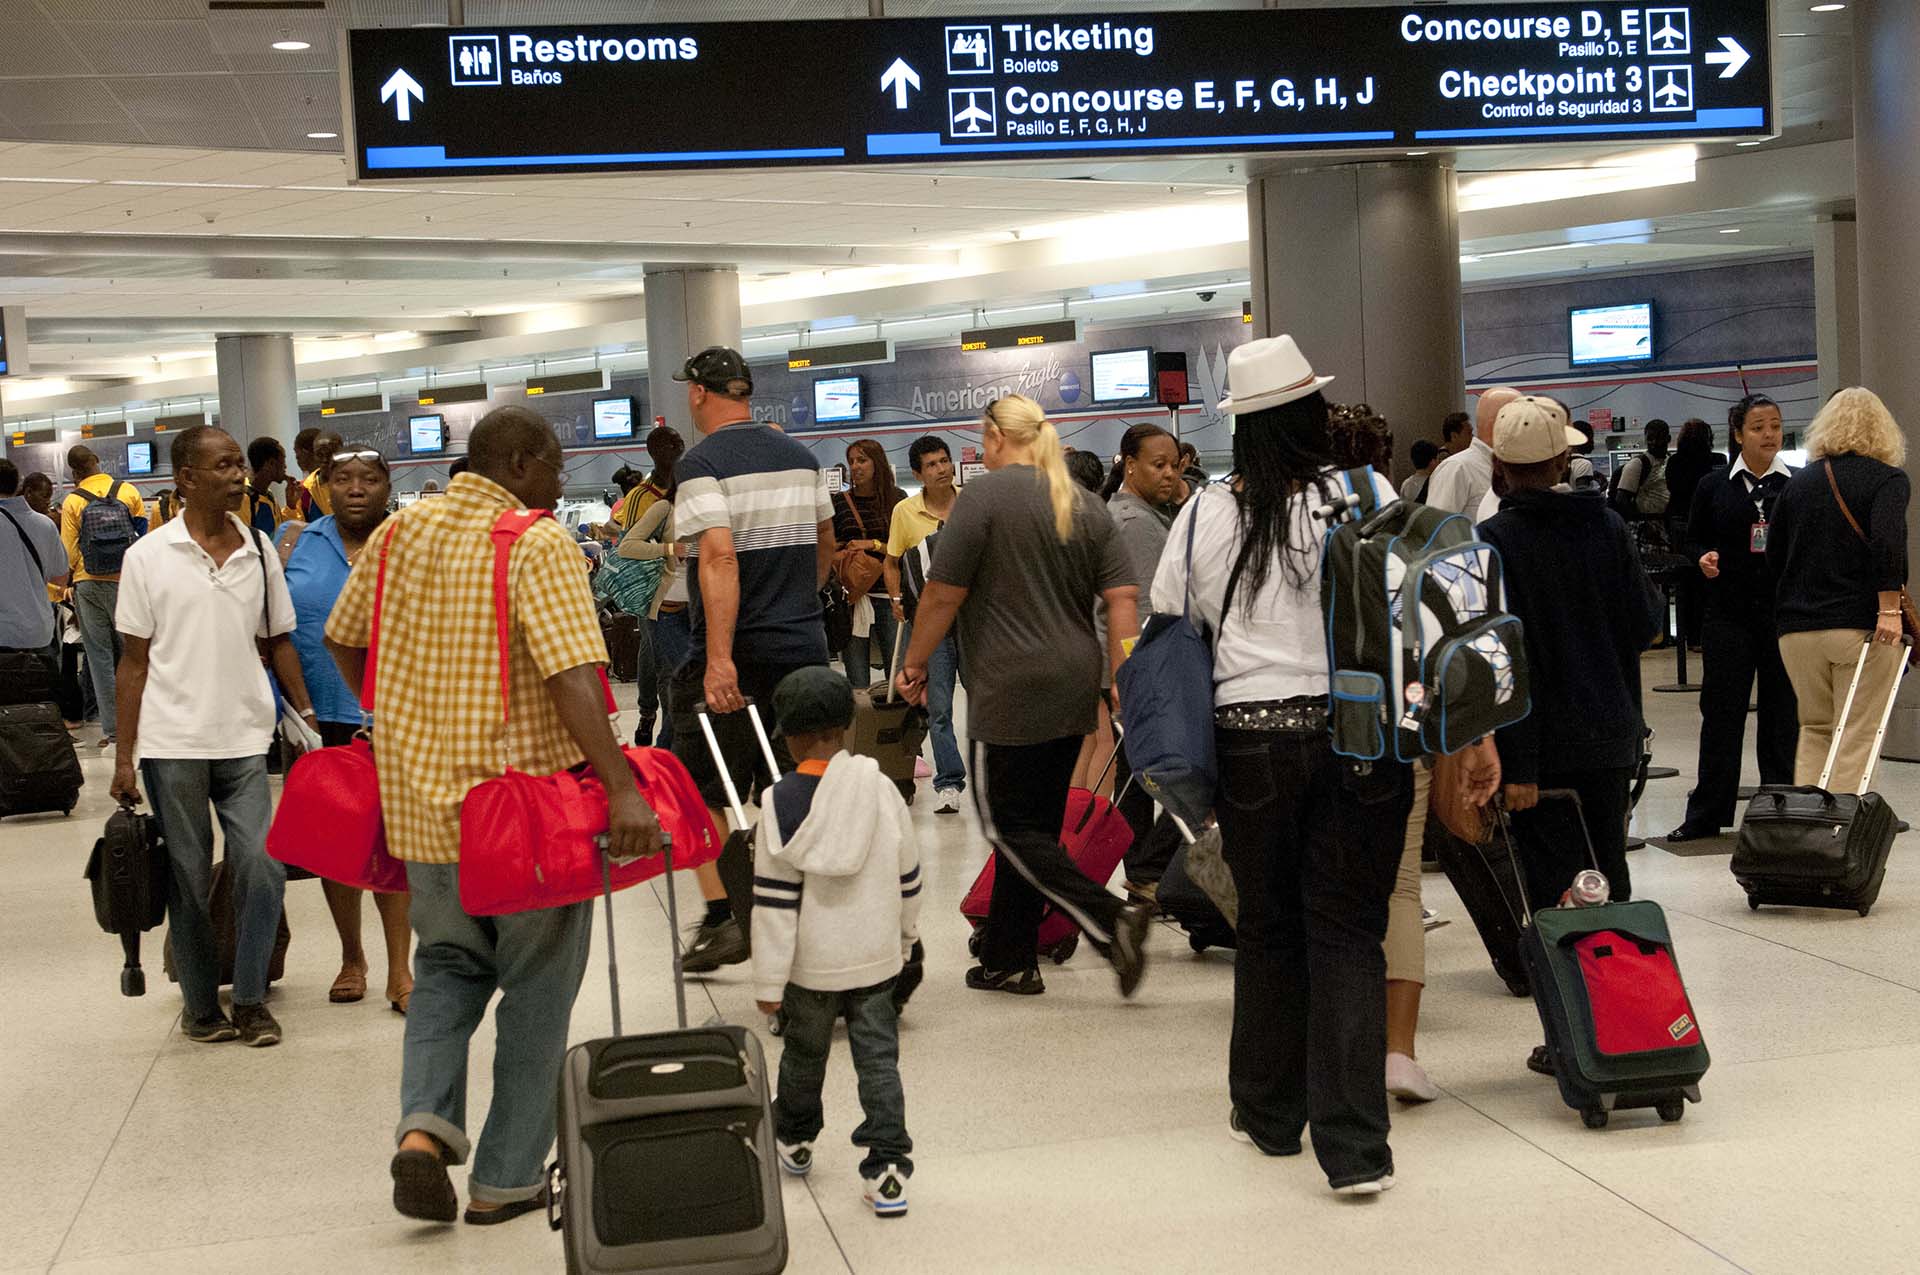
[1732,641,1908,917]
[85,804,171,996]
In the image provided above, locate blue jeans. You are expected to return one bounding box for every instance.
[73,579,121,737]
[651,607,692,752]
[902,622,965,793]
[141,756,280,1017]
[398,862,593,1203]
[841,603,898,693]
[774,980,912,1178]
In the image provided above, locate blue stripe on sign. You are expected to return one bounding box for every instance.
[1414,106,1765,141]
[365,144,846,170]
[865,130,1395,157]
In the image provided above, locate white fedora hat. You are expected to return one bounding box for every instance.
[1217,335,1335,416]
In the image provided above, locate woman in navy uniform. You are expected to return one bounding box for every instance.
[1667,394,1799,841]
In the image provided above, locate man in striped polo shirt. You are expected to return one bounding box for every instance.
[668,346,837,971]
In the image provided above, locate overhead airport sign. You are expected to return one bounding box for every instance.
[787,339,893,372]
[959,320,1078,353]
[346,3,1770,178]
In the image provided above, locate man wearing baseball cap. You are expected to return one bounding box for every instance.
[1477,396,1663,1078]
[667,345,837,973]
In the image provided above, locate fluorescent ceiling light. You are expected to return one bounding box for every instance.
[1456,144,1697,212]
[1406,150,1430,156]
[1736,140,1763,147]
[306,131,338,140]
[1809,4,1846,12]
[1464,242,1594,263]
[1719,227,1742,234]
[272,39,311,51]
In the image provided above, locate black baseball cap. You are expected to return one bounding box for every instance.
[672,346,753,393]
[773,665,855,737]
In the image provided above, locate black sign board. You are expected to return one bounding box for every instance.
[959,320,1078,353]
[788,339,892,372]
[153,411,210,432]
[346,3,1771,179]
[320,393,392,418]
[416,381,491,407]
[524,369,610,397]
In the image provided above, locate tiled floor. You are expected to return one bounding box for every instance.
[5,651,1918,1274]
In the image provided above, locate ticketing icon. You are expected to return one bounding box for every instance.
[1648,64,1693,112]
[449,34,500,87]
[1644,9,1691,56]
[948,87,997,137]
[946,25,993,75]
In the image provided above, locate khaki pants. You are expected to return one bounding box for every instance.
[1383,762,1429,985]
[1778,629,1904,792]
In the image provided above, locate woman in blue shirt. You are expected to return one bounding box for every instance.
[284,445,413,1013]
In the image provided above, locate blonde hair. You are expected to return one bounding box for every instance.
[1806,387,1906,468]
[984,393,1076,542]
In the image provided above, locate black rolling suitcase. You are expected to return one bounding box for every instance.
[0,701,83,818]
[1433,824,1531,997]
[1733,641,1909,916]
[1505,794,1710,1130]
[84,801,171,996]
[549,838,788,1275]
[604,611,642,684]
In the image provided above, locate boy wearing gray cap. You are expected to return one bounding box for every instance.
[752,665,921,1217]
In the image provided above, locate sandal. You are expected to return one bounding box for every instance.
[329,966,368,1004]
[388,981,412,1015]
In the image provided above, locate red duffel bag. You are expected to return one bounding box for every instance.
[457,510,723,916]
[266,522,408,894]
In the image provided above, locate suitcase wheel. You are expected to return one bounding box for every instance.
[1047,934,1079,965]
[1748,897,1761,911]
[1858,904,1872,918]
[120,966,145,998]
[1581,1108,1609,1130]
[1656,1098,1685,1124]
[1189,934,1209,953]
[967,930,982,959]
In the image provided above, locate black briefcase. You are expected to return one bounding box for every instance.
[1733,642,1908,917]
[84,803,171,996]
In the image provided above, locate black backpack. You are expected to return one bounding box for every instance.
[76,480,137,575]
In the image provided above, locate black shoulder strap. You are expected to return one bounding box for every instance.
[0,505,44,577]
[251,527,274,636]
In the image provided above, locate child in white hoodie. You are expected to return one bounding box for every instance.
[753,666,921,1218]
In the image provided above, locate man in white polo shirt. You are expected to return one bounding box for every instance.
[111,425,316,1048]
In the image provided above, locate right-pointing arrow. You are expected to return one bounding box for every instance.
[880,57,921,110]
[1704,37,1750,79]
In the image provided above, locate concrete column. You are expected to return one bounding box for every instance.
[643,267,741,440]
[1812,215,1860,408]
[213,333,298,452]
[1853,0,1920,760]
[1246,157,1463,479]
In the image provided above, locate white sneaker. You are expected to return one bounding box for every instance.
[862,1163,908,1217]
[933,790,962,815]
[1386,1052,1439,1103]
[1421,907,1450,932]
[776,1140,813,1177]
[1334,1172,1396,1196]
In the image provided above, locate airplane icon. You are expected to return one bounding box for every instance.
[1644,8,1690,55]
[948,87,997,137]
[1652,17,1683,47]
[1654,77,1686,105]
[1648,64,1693,112]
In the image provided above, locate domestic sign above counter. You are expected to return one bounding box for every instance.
[345,3,1771,179]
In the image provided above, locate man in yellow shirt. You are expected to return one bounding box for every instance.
[295,428,340,519]
[60,446,144,747]
[882,434,965,811]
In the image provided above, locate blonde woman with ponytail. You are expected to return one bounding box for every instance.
[896,393,1156,998]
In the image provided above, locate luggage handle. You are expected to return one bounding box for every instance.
[1820,640,1912,795]
[1533,787,1603,876]
[694,698,780,833]
[1495,787,1602,927]
[598,832,684,1036]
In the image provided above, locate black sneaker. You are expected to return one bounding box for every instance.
[680,918,749,974]
[1110,901,1152,998]
[1526,1044,1556,1076]
[183,1011,239,1043]
[1227,1107,1302,1157]
[232,1002,282,1048]
[964,964,1045,995]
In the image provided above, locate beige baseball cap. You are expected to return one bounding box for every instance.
[1492,396,1585,464]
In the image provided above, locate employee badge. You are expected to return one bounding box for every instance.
[1749,522,1769,553]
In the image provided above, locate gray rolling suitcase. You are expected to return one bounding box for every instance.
[549,838,788,1274]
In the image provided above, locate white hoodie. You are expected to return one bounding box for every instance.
[751,752,922,1003]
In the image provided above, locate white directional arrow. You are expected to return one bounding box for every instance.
[381,68,425,121]
[1704,36,1750,79]
[880,57,921,110]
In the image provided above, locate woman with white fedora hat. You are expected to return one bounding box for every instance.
[1151,334,1496,1195]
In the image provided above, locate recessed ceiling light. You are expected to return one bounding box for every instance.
[306,131,338,139]
[272,39,311,51]
[1719,227,1742,234]
[1809,3,1846,11]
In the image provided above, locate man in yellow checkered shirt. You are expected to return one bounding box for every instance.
[324,406,662,1226]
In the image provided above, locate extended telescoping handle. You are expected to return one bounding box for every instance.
[1494,787,1601,926]
[886,619,906,705]
[1821,640,1913,795]
[694,698,781,834]
[599,831,684,1037]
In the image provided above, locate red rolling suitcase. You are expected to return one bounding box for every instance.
[960,750,1132,964]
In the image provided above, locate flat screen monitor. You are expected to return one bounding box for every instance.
[124,440,153,476]
[408,413,445,454]
[592,396,635,440]
[813,376,862,425]
[1090,347,1154,403]
[1569,302,1655,366]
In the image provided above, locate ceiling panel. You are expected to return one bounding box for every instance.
[62,19,231,76]
[0,18,91,77]
[0,79,137,129]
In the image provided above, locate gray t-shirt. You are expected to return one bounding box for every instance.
[929,464,1133,745]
